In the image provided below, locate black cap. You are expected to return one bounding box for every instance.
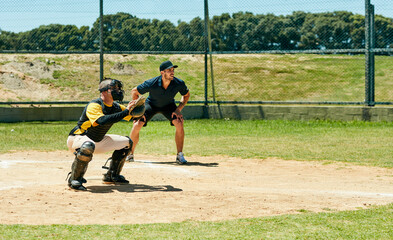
[159,60,178,72]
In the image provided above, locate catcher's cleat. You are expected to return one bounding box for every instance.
[176,152,187,165]
[66,172,87,183]
[69,180,87,191]
[67,174,87,184]
[102,173,129,184]
[125,154,134,162]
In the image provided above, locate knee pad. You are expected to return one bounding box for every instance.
[113,147,130,160]
[76,141,95,162]
[111,137,132,162]
[126,136,133,151]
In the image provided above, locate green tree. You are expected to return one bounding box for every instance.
[374,15,393,49]
[349,14,365,49]
[0,31,18,50]
[1,11,392,52]
[91,12,135,51]
[188,17,204,51]
[112,18,150,51]
[233,12,259,51]
[211,13,233,51]
[174,21,193,51]
[252,14,285,50]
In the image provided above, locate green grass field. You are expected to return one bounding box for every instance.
[1,119,392,167]
[0,119,392,239]
[1,204,393,239]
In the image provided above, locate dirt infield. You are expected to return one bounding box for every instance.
[0,151,392,225]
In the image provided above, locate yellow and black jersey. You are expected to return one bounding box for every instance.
[69,98,131,142]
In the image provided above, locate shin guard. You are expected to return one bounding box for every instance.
[103,138,131,183]
[68,141,95,190]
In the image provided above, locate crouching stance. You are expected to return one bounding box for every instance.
[66,78,145,191]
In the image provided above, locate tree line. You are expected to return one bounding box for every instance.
[0,11,392,52]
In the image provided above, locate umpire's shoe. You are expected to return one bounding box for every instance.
[176,152,187,165]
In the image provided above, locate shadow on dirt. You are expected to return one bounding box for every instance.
[87,184,183,193]
[137,161,219,167]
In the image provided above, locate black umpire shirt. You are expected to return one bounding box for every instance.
[137,76,189,108]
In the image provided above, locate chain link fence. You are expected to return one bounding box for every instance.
[0,0,392,105]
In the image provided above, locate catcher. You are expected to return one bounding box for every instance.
[66,78,145,191]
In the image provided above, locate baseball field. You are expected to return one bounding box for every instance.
[0,119,392,239]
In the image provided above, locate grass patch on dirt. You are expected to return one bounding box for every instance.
[1,204,392,239]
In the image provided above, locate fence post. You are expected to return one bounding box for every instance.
[203,0,209,106]
[205,1,216,103]
[369,4,375,104]
[365,0,375,106]
[99,0,104,82]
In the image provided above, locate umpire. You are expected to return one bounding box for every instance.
[126,60,190,164]
[66,78,145,191]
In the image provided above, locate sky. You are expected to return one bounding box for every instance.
[0,0,391,33]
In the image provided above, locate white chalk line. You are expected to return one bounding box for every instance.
[125,160,200,176]
[0,159,199,177]
[0,159,69,168]
[0,159,200,191]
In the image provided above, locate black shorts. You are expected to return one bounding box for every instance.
[141,101,177,127]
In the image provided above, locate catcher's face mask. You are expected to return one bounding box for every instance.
[100,79,124,102]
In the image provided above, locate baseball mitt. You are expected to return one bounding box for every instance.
[129,95,146,119]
